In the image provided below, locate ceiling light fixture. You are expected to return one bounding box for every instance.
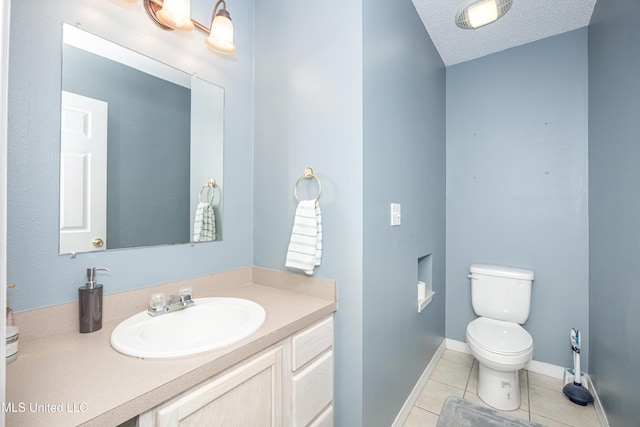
[143,0,237,54]
[456,0,512,29]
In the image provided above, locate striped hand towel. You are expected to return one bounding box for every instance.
[285,199,323,275]
[193,202,216,242]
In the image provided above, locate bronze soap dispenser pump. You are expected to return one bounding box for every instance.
[79,267,110,333]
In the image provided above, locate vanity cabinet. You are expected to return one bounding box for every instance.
[139,346,283,427]
[139,315,334,427]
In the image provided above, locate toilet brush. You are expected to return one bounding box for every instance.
[562,328,594,406]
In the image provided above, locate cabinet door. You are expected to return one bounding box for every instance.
[156,347,282,427]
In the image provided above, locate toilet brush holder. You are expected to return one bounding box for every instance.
[564,368,588,390]
[562,328,594,406]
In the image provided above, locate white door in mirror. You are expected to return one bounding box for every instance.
[59,91,108,254]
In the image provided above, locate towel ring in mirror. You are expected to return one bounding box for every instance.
[199,179,216,208]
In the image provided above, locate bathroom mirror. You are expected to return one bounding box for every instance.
[59,24,224,255]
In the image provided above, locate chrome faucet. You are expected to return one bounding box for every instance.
[147,288,195,316]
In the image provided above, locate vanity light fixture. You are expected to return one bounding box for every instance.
[205,0,236,54]
[156,0,195,31]
[456,0,512,29]
[143,0,237,54]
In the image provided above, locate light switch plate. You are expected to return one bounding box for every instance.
[390,203,401,226]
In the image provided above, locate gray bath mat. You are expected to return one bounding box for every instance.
[436,396,544,427]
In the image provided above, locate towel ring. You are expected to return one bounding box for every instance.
[199,179,216,207]
[294,167,322,202]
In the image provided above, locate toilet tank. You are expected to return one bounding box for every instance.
[469,264,534,324]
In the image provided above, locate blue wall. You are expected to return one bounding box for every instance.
[253,1,365,425]
[588,0,640,424]
[253,2,447,425]
[7,0,255,310]
[446,29,589,369]
[14,0,623,424]
[362,0,446,425]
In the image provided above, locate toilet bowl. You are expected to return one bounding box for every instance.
[466,264,535,411]
[466,317,533,410]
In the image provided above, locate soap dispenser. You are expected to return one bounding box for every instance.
[79,267,110,333]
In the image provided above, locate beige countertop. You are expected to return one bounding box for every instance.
[6,267,336,426]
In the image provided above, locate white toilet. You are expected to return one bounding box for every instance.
[465,264,535,411]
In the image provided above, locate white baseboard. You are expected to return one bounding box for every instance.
[585,374,610,427]
[393,338,609,427]
[445,338,566,379]
[391,339,447,427]
[525,359,566,379]
[444,338,469,354]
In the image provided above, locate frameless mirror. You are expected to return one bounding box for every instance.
[59,24,223,255]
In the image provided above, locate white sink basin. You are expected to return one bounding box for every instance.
[110,297,266,359]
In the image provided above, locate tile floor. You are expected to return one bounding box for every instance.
[403,349,602,427]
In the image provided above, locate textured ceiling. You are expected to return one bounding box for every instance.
[412,0,597,66]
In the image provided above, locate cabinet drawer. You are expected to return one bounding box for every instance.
[309,404,333,427]
[292,350,333,427]
[292,316,333,371]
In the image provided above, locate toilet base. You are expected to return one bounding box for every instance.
[477,363,521,411]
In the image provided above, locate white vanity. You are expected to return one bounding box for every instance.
[6,267,336,427]
[139,315,334,427]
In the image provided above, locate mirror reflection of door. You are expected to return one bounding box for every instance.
[59,90,107,254]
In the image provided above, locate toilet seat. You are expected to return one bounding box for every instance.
[466,317,533,356]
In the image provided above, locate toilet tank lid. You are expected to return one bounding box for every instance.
[470,264,534,280]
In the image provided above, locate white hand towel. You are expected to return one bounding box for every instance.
[285,199,322,275]
[193,202,216,242]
